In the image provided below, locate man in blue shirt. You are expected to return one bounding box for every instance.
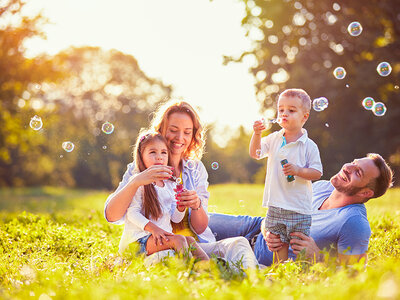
[208,153,393,265]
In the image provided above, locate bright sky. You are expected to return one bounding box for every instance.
[24,0,264,145]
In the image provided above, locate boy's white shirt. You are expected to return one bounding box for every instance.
[119,180,185,252]
[259,128,323,214]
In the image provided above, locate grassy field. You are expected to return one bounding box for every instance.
[1,184,400,299]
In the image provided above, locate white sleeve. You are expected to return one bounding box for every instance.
[306,140,323,174]
[194,161,210,211]
[126,186,150,230]
[171,207,186,223]
[104,162,136,225]
[259,132,275,159]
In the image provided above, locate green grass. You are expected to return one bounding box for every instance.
[1,185,400,299]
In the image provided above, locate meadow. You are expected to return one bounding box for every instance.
[1,184,400,299]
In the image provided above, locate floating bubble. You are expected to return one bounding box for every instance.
[186,160,196,170]
[346,84,349,88]
[313,97,329,112]
[175,177,182,184]
[211,162,219,170]
[102,145,107,150]
[60,155,63,158]
[362,97,375,110]
[325,123,329,127]
[395,85,399,89]
[376,62,392,77]
[29,115,43,131]
[62,141,75,153]
[333,67,346,80]
[101,122,114,134]
[256,149,262,158]
[372,102,387,117]
[347,22,363,37]
[239,200,245,208]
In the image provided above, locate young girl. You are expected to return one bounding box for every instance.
[119,131,209,261]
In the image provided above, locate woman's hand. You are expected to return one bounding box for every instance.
[145,222,175,246]
[175,189,201,210]
[133,165,173,186]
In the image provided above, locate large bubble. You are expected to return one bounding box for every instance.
[376,62,392,77]
[372,102,387,117]
[62,141,75,152]
[101,122,114,134]
[29,115,43,131]
[347,22,363,36]
[333,67,346,80]
[312,97,329,112]
[362,97,375,110]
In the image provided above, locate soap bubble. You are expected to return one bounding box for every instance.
[211,162,219,170]
[101,122,114,134]
[333,67,346,79]
[313,97,329,112]
[186,160,196,170]
[325,123,329,127]
[362,97,375,110]
[102,145,107,150]
[239,200,245,208]
[376,62,392,77]
[256,149,262,158]
[347,22,363,36]
[176,177,182,184]
[372,102,387,117]
[62,141,75,152]
[29,115,43,131]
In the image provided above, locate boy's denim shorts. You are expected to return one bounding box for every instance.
[137,234,151,255]
[265,206,311,244]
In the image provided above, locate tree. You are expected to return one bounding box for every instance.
[226,0,400,182]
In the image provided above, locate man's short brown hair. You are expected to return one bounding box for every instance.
[367,153,394,199]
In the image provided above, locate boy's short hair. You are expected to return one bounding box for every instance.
[279,89,311,112]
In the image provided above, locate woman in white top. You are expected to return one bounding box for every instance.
[105,100,258,268]
[121,131,208,260]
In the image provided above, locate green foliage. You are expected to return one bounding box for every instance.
[1,185,400,299]
[229,0,400,184]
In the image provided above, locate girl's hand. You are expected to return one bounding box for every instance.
[133,165,173,186]
[148,226,175,246]
[253,119,266,135]
[175,189,201,210]
[283,163,300,176]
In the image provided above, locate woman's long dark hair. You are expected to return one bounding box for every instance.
[133,131,168,220]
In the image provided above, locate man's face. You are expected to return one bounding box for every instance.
[331,157,380,196]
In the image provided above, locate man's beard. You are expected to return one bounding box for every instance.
[331,175,364,196]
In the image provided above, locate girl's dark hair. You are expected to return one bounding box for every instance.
[133,131,168,220]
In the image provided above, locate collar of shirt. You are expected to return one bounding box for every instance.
[278,128,308,145]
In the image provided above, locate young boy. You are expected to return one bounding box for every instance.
[249,88,323,263]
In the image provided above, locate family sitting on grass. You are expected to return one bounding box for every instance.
[104,89,393,268]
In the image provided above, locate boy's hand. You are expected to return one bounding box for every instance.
[283,163,300,176]
[253,119,266,135]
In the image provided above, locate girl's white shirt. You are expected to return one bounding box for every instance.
[119,180,185,252]
[106,160,216,246]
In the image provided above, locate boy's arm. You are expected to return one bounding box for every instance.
[249,120,266,159]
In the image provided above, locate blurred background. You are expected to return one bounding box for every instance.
[0,0,399,189]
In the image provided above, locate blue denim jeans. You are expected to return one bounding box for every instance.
[208,213,277,266]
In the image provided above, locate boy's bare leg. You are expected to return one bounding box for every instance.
[185,236,209,261]
[274,243,289,264]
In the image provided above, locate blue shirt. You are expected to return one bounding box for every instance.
[254,180,371,265]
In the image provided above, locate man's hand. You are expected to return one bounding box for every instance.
[289,232,321,260]
[261,219,284,251]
